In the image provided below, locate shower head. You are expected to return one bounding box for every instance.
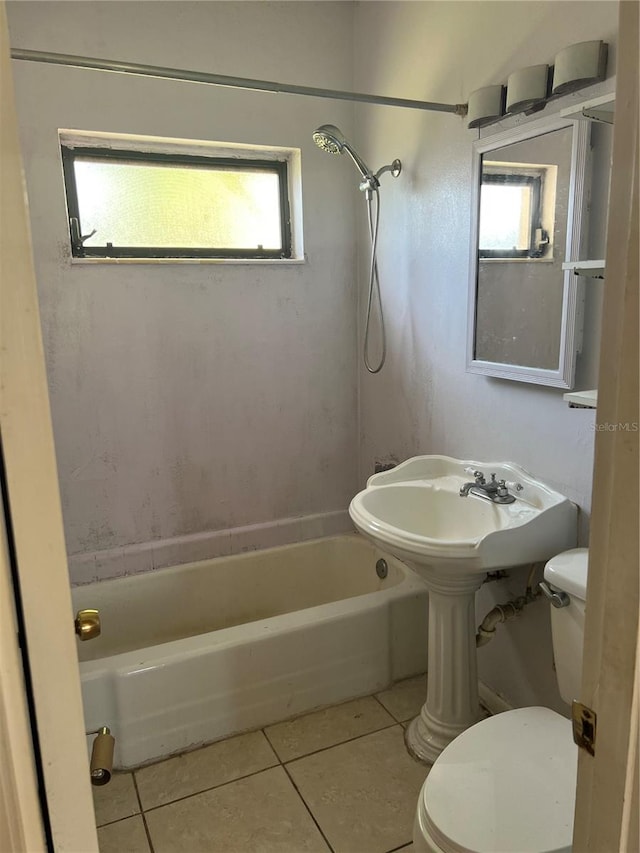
[312,124,346,155]
[313,123,376,185]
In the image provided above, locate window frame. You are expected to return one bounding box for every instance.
[478,171,546,260]
[61,145,292,260]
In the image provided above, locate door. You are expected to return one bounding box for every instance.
[0,5,98,850]
[573,1,640,851]
[0,473,45,853]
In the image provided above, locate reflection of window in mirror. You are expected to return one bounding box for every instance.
[479,161,557,259]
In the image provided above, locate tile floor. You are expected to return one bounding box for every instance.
[94,675,428,853]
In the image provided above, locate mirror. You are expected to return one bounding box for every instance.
[466,114,590,388]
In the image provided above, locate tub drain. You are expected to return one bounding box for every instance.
[376,558,388,579]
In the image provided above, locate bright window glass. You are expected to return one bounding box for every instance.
[479,183,532,252]
[62,147,290,259]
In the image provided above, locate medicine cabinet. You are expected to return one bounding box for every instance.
[466,112,590,388]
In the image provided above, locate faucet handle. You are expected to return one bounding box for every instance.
[496,479,509,497]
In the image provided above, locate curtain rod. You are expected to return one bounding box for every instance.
[11,48,468,116]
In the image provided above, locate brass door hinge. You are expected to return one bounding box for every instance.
[572,700,597,756]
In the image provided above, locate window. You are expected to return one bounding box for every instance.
[478,163,554,259]
[61,144,292,260]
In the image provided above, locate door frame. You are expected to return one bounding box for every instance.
[0,5,98,850]
[573,2,639,850]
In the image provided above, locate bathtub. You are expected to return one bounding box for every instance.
[72,533,428,769]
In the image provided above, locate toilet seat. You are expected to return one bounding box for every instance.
[415,707,578,853]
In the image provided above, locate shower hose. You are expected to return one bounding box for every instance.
[364,187,386,374]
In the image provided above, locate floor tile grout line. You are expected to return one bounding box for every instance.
[128,722,404,825]
[371,691,413,724]
[282,721,402,767]
[281,762,336,853]
[270,718,399,763]
[138,761,337,853]
[261,690,392,731]
[115,685,417,776]
[261,726,285,765]
[139,810,156,853]
[138,761,281,814]
[97,709,422,847]
[261,694,396,753]
[95,775,413,853]
[132,722,404,815]
[98,682,423,817]
[131,771,144,813]
[132,773,156,853]
[117,692,389,777]
[95,811,141,830]
[94,771,143,829]
[257,687,411,747]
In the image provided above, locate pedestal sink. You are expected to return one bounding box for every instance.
[349,455,577,763]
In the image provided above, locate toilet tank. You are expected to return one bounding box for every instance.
[544,548,589,705]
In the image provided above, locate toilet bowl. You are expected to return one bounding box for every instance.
[413,549,588,853]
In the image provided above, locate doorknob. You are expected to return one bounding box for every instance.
[74,608,101,641]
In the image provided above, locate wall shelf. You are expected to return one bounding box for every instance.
[559,93,612,411]
[563,389,598,408]
[562,260,605,278]
[561,92,615,125]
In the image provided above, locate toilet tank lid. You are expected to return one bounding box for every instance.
[544,548,589,600]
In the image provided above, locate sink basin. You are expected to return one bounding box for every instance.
[357,484,507,540]
[349,455,577,574]
[349,455,577,764]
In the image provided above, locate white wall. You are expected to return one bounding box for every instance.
[7,1,360,583]
[352,1,617,711]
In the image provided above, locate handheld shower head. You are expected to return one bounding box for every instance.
[313,123,402,375]
[312,124,346,155]
[313,123,375,185]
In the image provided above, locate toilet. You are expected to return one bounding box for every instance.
[413,549,588,853]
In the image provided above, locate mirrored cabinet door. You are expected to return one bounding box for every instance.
[466,113,590,388]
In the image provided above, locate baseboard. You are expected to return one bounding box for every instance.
[69,509,354,586]
[478,680,515,715]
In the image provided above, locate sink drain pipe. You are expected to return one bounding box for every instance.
[476,565,539,647]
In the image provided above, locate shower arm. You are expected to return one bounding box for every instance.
[359,159,403,194]
[374,160,402,181]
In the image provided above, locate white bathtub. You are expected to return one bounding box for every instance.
[72,534,428,769]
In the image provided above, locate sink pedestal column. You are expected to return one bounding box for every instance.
[405,569,484,764]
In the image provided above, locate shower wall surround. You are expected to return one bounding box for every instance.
[353,0,617,713]
[6,1,359,584]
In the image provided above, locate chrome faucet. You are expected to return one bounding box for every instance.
[459,470,522,504]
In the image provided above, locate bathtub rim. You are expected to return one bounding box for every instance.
[77,539,427,677]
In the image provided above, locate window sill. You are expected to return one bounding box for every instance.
[70,257,307,266]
